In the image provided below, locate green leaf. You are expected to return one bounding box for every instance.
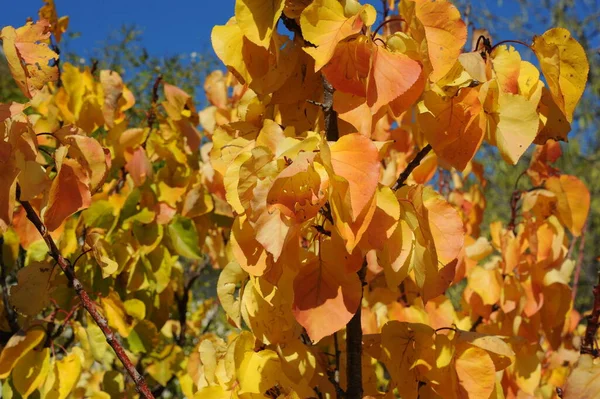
[167,215,203,259]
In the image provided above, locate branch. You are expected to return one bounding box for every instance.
[322,76,339,142]
[581,271,600,357]
[16,187,155,399]
[345,262,367,399]
[326,332,345,398]
[0,237,19,334]
[392,144,432,191]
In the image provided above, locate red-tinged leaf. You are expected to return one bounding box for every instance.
[367,45,422,113]
[323,37,371,97]
[491,45,521,94]
[125,147,153,187]
[292,236,362,343]
[42,147,91,232]
[327,133,380,221]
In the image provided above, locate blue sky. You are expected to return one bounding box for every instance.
[1,0,543,60]
[1,0,234,59]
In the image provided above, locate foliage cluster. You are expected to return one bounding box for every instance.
[0,0,597,399]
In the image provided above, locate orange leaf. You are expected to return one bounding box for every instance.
[292,236,362,343]
[328,133,380,221]
[42,147,91,232]
[545,175,590,237]
[418,88,485,171]
[367,45,422,113]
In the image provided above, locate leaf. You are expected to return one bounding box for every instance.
[238,349,285,394]
[403,0,467,82]
[380,321,434,399]
[10,261,56,316]
[491,45,521,94]
[532,27,589,122]
[44,351,82,399]
[217,262,247,328]
[124,147,153,187]
[418,88,485,171]
[535,87,571,144]
[0,20,59,98]
[563,354,600,399]
[235,0,285,49]
[85,231,118,278]
[267,152,328,223]
[367,44,422,113]
[455,346,496,399]
[230,216,271,276]
[0,326,46,378]
[292,236,362,343]
[13,347,50,397]
[546,175,590,237]
[0,152,18,234]
[101,290,132,338]
[490,93,539,164]
[38,0,69,43]
[301,0,376,71]
[327,133,380,221]
[42,147,92,232]
[167,215,203,259]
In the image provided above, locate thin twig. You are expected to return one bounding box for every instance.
[392,145,432,191]
[16,186,155,399]
[322,76,339,142]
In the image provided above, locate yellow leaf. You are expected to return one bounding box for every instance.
[301,0,375,71]
[0,326,46,378]
[0,20,58,98]
[490,93,539,164]
[101,290,132,338]
[217,261,247,328]
[532,27,589,122]
[235,0,285,49]
[13,347,50,397]
[238,349,284,394]
[85,231,118,278]
[45,352,82,399]
[402,0,467,82]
